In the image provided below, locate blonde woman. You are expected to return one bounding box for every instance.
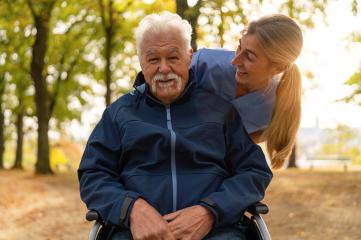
[192,14,303,169]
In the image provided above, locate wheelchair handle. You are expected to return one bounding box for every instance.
[246,202,269,215]
[86,210,100,221]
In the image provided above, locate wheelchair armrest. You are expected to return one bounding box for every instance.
[245,202,269,215]
[86,210,100,222]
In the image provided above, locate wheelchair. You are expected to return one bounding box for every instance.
[86,202,271,240]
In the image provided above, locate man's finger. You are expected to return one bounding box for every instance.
[163,211,181,222]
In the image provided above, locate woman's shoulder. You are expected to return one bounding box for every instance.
[192,48,235,67]
[231,78,278,133]
[191,48,236,101]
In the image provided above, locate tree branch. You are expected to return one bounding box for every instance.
[64,9,90,35]
[48,37,91,117]
[26,0,37,18]
[98,0,108,29]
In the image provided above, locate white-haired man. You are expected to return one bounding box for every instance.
[78,11,272,240]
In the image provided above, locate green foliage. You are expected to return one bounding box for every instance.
[0,0,34,124]
[316,124,361,164]
[352,0,358,15]
[198,0,254,47]
[45,1,98,122]
[342,70,361,105]
[192,0,334,48]
[343,3,361,107]
[279,0,331,28]
[350,31,361,43]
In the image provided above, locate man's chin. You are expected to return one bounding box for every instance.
[155,90,182,104]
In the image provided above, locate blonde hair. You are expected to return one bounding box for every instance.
[135,11,192,57]
[245,14,303,169]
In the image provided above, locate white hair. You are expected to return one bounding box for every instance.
[135,11,193,57]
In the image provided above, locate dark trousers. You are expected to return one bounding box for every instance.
[111,225,246,240]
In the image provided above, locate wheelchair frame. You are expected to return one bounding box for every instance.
[86,202,271,240]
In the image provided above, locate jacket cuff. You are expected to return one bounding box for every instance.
[199,197,221,227]
[119,192,140,228]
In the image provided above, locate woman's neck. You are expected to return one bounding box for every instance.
[235,85,249,97]
[235,80,271,97]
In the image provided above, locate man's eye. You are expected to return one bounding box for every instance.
[169,56,178,60]
[149,58,158,63]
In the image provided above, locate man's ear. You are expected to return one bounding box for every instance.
[188,48,193,57]
[187,48,193,65]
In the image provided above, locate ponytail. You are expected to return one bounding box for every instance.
[245,14,303,168]
[263,63,302,168]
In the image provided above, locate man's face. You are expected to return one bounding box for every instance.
[139,28,192,105]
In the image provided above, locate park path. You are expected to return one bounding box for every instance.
[0,170,89,240]
[1,169,361,239]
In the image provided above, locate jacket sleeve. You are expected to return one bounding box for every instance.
[78,108,140,227]
[199,110,273,227]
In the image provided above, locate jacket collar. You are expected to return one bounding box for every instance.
[133,69,196,106]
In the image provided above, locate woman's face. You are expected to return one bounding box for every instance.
[231,34,278,93]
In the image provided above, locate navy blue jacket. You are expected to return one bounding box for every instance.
[78,71,272,228]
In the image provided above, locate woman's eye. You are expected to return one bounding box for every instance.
[246,53,254,62]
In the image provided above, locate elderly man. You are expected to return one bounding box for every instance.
[78,12,272,240]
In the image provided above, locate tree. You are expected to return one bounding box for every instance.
[1,1,34,169]
[316,124,361,164]
[25,0,98,174]
[98,0,117,106]
[25,0,57,174]
[176,0,202,50]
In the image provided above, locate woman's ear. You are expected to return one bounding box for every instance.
[272,63,288,75]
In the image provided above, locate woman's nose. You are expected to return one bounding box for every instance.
[231,51,242,66]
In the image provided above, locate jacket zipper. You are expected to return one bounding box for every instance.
[166,106,177,212]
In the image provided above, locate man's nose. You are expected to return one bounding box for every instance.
[159,59,171,74]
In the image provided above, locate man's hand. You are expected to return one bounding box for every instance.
[130,198,175,240]
[163,205,214,240]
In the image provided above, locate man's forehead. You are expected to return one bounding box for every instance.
[145,46,180,55]
[141,28,184,45]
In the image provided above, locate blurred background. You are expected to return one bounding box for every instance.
[1,0,361,239]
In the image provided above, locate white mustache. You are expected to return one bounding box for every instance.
[153,73,182,82]
[151,73,183,93]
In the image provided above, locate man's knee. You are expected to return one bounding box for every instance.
[111,229,132,240]
[204,225,247,240]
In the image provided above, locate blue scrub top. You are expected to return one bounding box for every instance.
[191,48,278,134]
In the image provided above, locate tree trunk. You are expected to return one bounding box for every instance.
[219,1,225,48]
[13,111,24,169]
[0,103,4,169]
[176,0,201,51]
[31,16,52,174]
[105,26,112,106]
[0,79,5,169]
[287,144,297,168]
